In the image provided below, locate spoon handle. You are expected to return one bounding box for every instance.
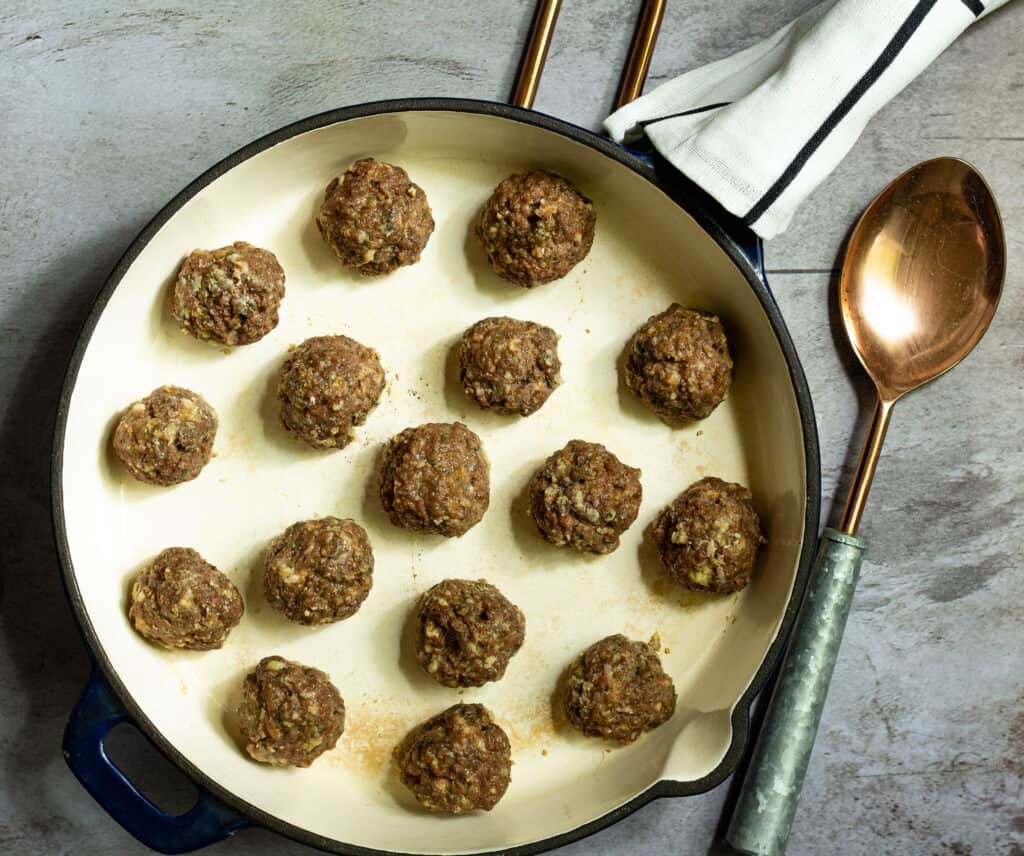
[841,397,894,536]
[725,528,865,855]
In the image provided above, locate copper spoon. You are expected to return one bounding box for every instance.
[726,158,1005,855]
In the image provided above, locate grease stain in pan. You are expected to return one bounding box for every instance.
[329,701,409,777]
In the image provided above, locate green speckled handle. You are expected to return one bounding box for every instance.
[725,528,866,855]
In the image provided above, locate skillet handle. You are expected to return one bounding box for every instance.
[63,667,250,854]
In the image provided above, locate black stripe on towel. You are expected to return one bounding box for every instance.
[743,0,940,226]
[960,0,984,15]
[638,102,732,128]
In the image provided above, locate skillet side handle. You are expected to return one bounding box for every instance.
[63,667,250,854]
[725,529,865,855]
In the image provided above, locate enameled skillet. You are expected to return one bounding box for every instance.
[53,8,820,855]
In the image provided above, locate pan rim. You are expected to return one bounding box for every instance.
[51,96,821,856]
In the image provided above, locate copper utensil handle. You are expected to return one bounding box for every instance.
[511,0,665,110]
[614,0,666,109]
[511,0,563,108]
[840,395,894,536]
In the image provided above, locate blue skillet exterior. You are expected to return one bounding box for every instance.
[51,98,819,856]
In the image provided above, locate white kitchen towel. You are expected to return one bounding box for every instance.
[605,0,1012,239]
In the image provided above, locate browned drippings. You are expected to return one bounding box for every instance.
[327,693,562,776]
[504,698,559,754]
[648,578,673,598]
[676,589,712,610]
[328,704,411,776]
[221,432,253,461]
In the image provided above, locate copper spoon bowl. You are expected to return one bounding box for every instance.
[838,157,1005,533]
[726,158,1005,855]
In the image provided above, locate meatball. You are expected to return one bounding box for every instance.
[415,579,525,688]
[458,316,561,416]
[380,422,490,537]
[113,385,218,486]
[237,656,345,767]
[564,634,676,744]
[476,170,596,287]
[315,158,434,276]
[128,547,243,650]
[395,703,511,813]
[625,304,733,422]
[264,517,373,625]
[527,440,642,555]
[653,477,763,593]
[171,241,286,346]
[277,335,385,450]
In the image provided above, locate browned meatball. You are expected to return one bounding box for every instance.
[415,579,525,688]
[395,703,511,813]
[379,422,490,537]
[459,316,561,416]
[527,440,642,555]
[653,477,763,593]
[315,158,434,276]
[128,547,243,650]
[113,385,218,486]
[237,656,345,767]
[564,634,676,744]
[277,335,385,450]
[625,304,733,422]
[476,170,596,287]
[264,517,373,625]
[171,241,286,346]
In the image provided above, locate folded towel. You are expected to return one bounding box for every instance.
[605,0,1012,239]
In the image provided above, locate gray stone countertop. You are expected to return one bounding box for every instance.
[1,2,1021,855]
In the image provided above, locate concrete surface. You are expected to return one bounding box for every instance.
[1,2,1021,855]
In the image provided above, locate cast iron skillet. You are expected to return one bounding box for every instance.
[52,7,820,855]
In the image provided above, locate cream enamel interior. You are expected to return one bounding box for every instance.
[60,110,807,855]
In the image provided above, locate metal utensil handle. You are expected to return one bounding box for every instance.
[63,667,249,854]
[511,0,563,108]
[614,0,667,109]
[840,396,894,536]
[511,0,665,110]
[725,529,866,855]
